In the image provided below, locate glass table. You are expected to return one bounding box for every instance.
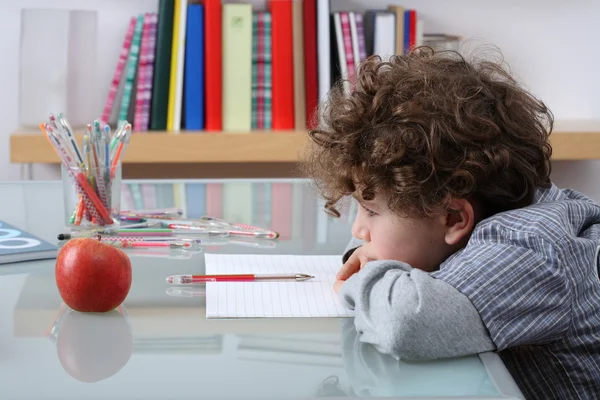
[0,178,524,399]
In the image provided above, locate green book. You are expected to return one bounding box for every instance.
[119,15,144,123]
[222,3,253,132]
[150,0,175,130]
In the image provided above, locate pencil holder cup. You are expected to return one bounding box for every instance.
[61,164,122,231]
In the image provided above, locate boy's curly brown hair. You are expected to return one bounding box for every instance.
[302,47,554,219]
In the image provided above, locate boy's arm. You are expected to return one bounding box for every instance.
[340,259,496,360]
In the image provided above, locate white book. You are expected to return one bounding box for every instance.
[348,12,361,71]
[317,0,330,106]
[333,13,349,93]
[374,13,396,61]
[416,19,424,47]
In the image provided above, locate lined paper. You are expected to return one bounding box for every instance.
[205,254,354,318]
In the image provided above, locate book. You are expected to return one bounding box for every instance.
[302,0,318,129]
[387,5,405,55]
[0,221,57,265]
[184,4,205,130]
[134,13,158,132]
[251,11,272,130]
[292,0,306,130]
[203,0,222,131]
[316,0,330,108]
[119,15,144,123]
[269,0,295,130]
[101,16,136,126]
[167,0,189,133]
[222,3,253,132]
[150,0,175,130]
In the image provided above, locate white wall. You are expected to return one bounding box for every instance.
[1,0,600,199]
[0,0,160,181]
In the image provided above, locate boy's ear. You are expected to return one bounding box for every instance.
[443,199,476,246]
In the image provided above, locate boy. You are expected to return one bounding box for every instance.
[303,47,600,399]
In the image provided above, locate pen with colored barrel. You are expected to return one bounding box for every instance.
[166,224,277,239]
[166,273,315,284]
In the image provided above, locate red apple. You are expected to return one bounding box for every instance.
[55,237,132,312]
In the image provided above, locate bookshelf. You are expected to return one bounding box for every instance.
[9,121,600,178]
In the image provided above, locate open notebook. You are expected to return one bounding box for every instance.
[205,254,354,318]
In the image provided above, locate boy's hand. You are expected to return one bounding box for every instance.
[336,243,376,281]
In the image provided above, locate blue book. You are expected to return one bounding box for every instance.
[0,220,57,264]
[184,4,205,130]
[404,10,410,54]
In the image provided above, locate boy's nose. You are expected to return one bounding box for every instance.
[352,219,370,242]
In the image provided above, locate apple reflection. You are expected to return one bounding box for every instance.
[50,305,132,382]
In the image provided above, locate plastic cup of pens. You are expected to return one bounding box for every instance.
[40,113,131,231]
[61,164,122,230]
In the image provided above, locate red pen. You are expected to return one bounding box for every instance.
[165,273,314,284]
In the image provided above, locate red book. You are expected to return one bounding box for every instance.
[269,0,295,130]
[409,10,417,50]
[303,0,318,129]
[203,0,222,131]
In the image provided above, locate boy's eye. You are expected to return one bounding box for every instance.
[361,204,377,217]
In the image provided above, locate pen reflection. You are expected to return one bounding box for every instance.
[48,304,133,383]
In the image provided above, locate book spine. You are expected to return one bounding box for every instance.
[222,3,253,132]
[302,0,318,129]
[292,0,305,130]
[184,4,205,130]
[316,0,330,105]
[409,10,417,51]
[119,15,144,124]
[133,14,152,132]
[204,0,222,131]
[141,14,158,131]
[354,13,367,62]
[251,12,260,129]
[251,13,271,130]
[263,14,272,130]
[173,0,188,132]
[349,12,360,71]
[404,10,410,54]
[101,17,136,126]
[270,0,294,130]
[340,12,355,88]
[150,0,174,130]
[388,5,405,56]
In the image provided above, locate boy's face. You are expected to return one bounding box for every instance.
[351,194,465,272]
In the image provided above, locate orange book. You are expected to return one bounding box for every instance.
[269,0,295,130]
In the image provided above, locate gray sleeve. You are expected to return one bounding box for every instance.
[342,236,363,263]
[340,259,496,360]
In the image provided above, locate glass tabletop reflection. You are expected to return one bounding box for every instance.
[0,179,516,399]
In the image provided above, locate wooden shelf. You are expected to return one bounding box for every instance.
[10,121,600,167]
[10,130,309,164]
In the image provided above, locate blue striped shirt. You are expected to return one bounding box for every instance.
[433,184,600,399]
